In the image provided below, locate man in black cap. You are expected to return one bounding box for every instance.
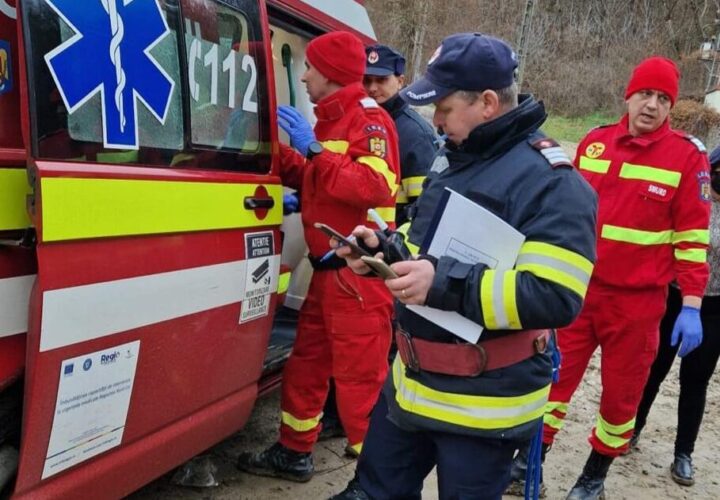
[364,44,438,226]
[330,32,598,499]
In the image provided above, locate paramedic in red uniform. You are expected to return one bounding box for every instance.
[237,31,400,482]
[517,57,711,499]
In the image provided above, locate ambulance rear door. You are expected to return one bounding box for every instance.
[14,0,282,497]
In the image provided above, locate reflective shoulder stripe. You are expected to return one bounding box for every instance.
[402,175,425,198]
[672,229,710,245]
[601,224,673,245]
[674,248,707,263]
[281,410,322,433]
[277,271,291,294]
[321,140,350,154]
[366,206,395,223]
[516,241,593,298]
[619,162,681,187]
[0,168,32,231]
[685,134,707,153]
[392,357,550,430]
[578,156,611,174]
[360,97,379,109]
[396,222,419,256]
[357,155,399,196]
[480,269,522,330]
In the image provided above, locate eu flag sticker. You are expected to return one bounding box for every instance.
[0,39,12,95]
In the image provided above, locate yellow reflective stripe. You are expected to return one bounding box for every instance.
[674,248,707,263]
[277,271,291,294]
[392,357,550,429]
[619,162,681,187]
[595,415,635,448]
[502,271,522,329]
[516,241,593,298]
[357,155,398,196]
[545,401,568,414]
[396,222,419,256]
[601,224,672,245]
[281,411,322,432]
[0,168,32,231]
[519,241,594,275]
[366,206,396,223]
[40,178,283,242]
[97,150,140,164]
[543,413,564,430]
[672,229,710,245]
[321,140,350,154]
[348,442,362,454]
[480,270,499,329]
[578,156,610,174]
[396,189,409,204]
[401,175,425,197]
[598,414,636,434]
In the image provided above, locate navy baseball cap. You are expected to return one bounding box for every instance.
[401,33,518,105]
[365,44,406,76]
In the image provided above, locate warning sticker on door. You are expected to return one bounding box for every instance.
[240,231,280,323]
[43,340,140,479]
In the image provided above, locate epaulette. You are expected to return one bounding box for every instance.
[530,138,573,169]
[683,133,707,153]
[360,97,379,109]
[588,123,613,132]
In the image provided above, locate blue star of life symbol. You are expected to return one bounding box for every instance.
[44,0,175,149]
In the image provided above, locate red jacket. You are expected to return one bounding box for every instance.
[574,115,711,296]
[279,83,400,257]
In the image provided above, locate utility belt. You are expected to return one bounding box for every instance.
[308,253,347,271]
[395,328,551,377]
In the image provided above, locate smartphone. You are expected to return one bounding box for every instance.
[360,256,399,279]
[314,222,372,257]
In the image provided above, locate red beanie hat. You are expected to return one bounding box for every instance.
[624,56,680,105]
[306,31,366,86]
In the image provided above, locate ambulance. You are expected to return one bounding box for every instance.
[0,0,376,497]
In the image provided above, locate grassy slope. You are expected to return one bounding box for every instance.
[542,112,615,143]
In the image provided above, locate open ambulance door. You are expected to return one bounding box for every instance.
[13,0,282,497]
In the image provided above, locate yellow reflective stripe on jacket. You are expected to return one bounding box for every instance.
[675,248,707,263]
[40,178,283,242]
[281,410,322,433]
[366,206,396,223]
[277,271,291,294]
[595,415,635,448]
[601,224,673,245]
[321,140,350,154]
[578,156,611,174]
[619,162,681,187]
[480,269,522,330]
[396,222,419,256]
[401,175,425,198]
[392,357,550,429]
[0,168,32,231]
[357,155,399,196]
[672,229,710,245]
[396,189,409,204]
[516,241,593,298]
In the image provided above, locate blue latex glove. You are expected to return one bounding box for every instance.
[277,105,315,156]
[283,193,300,215]
[671,306,703,357]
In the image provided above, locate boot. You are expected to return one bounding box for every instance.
[621,430,641,456]
[565,450,614,500]
[318,414,346,441]
[237,442,314,482]
[670,453,695,486]
[329,476,370,500]
[504,443,547,497]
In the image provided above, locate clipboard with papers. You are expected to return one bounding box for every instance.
[407,188,525,343]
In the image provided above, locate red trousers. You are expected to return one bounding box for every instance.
[543,283,667,457]
[279,267,393,453]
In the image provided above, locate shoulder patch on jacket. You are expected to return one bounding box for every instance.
[530,138,573,169]
[360,97,379,109]
[683,134,707,153]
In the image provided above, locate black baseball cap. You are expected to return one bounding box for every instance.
[401,33,518,105]
[365,44,406,77]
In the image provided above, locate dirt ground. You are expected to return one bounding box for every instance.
[131,141,719,499]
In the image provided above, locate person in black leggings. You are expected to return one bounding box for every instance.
[632,147,720,487]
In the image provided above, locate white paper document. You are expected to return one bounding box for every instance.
[407,188,525,343]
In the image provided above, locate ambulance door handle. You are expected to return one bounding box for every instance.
[244,196,275,210]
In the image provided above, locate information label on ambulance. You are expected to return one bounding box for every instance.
[42,340,140,479]
[240,231,279,323]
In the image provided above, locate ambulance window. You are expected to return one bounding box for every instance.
[183,0,265,156]
[24,0,185,163]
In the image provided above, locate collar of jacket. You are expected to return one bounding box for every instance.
[447,94,547,161]
[614,113,672,147]
[381,93,408,119]
[314,82,368,122]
